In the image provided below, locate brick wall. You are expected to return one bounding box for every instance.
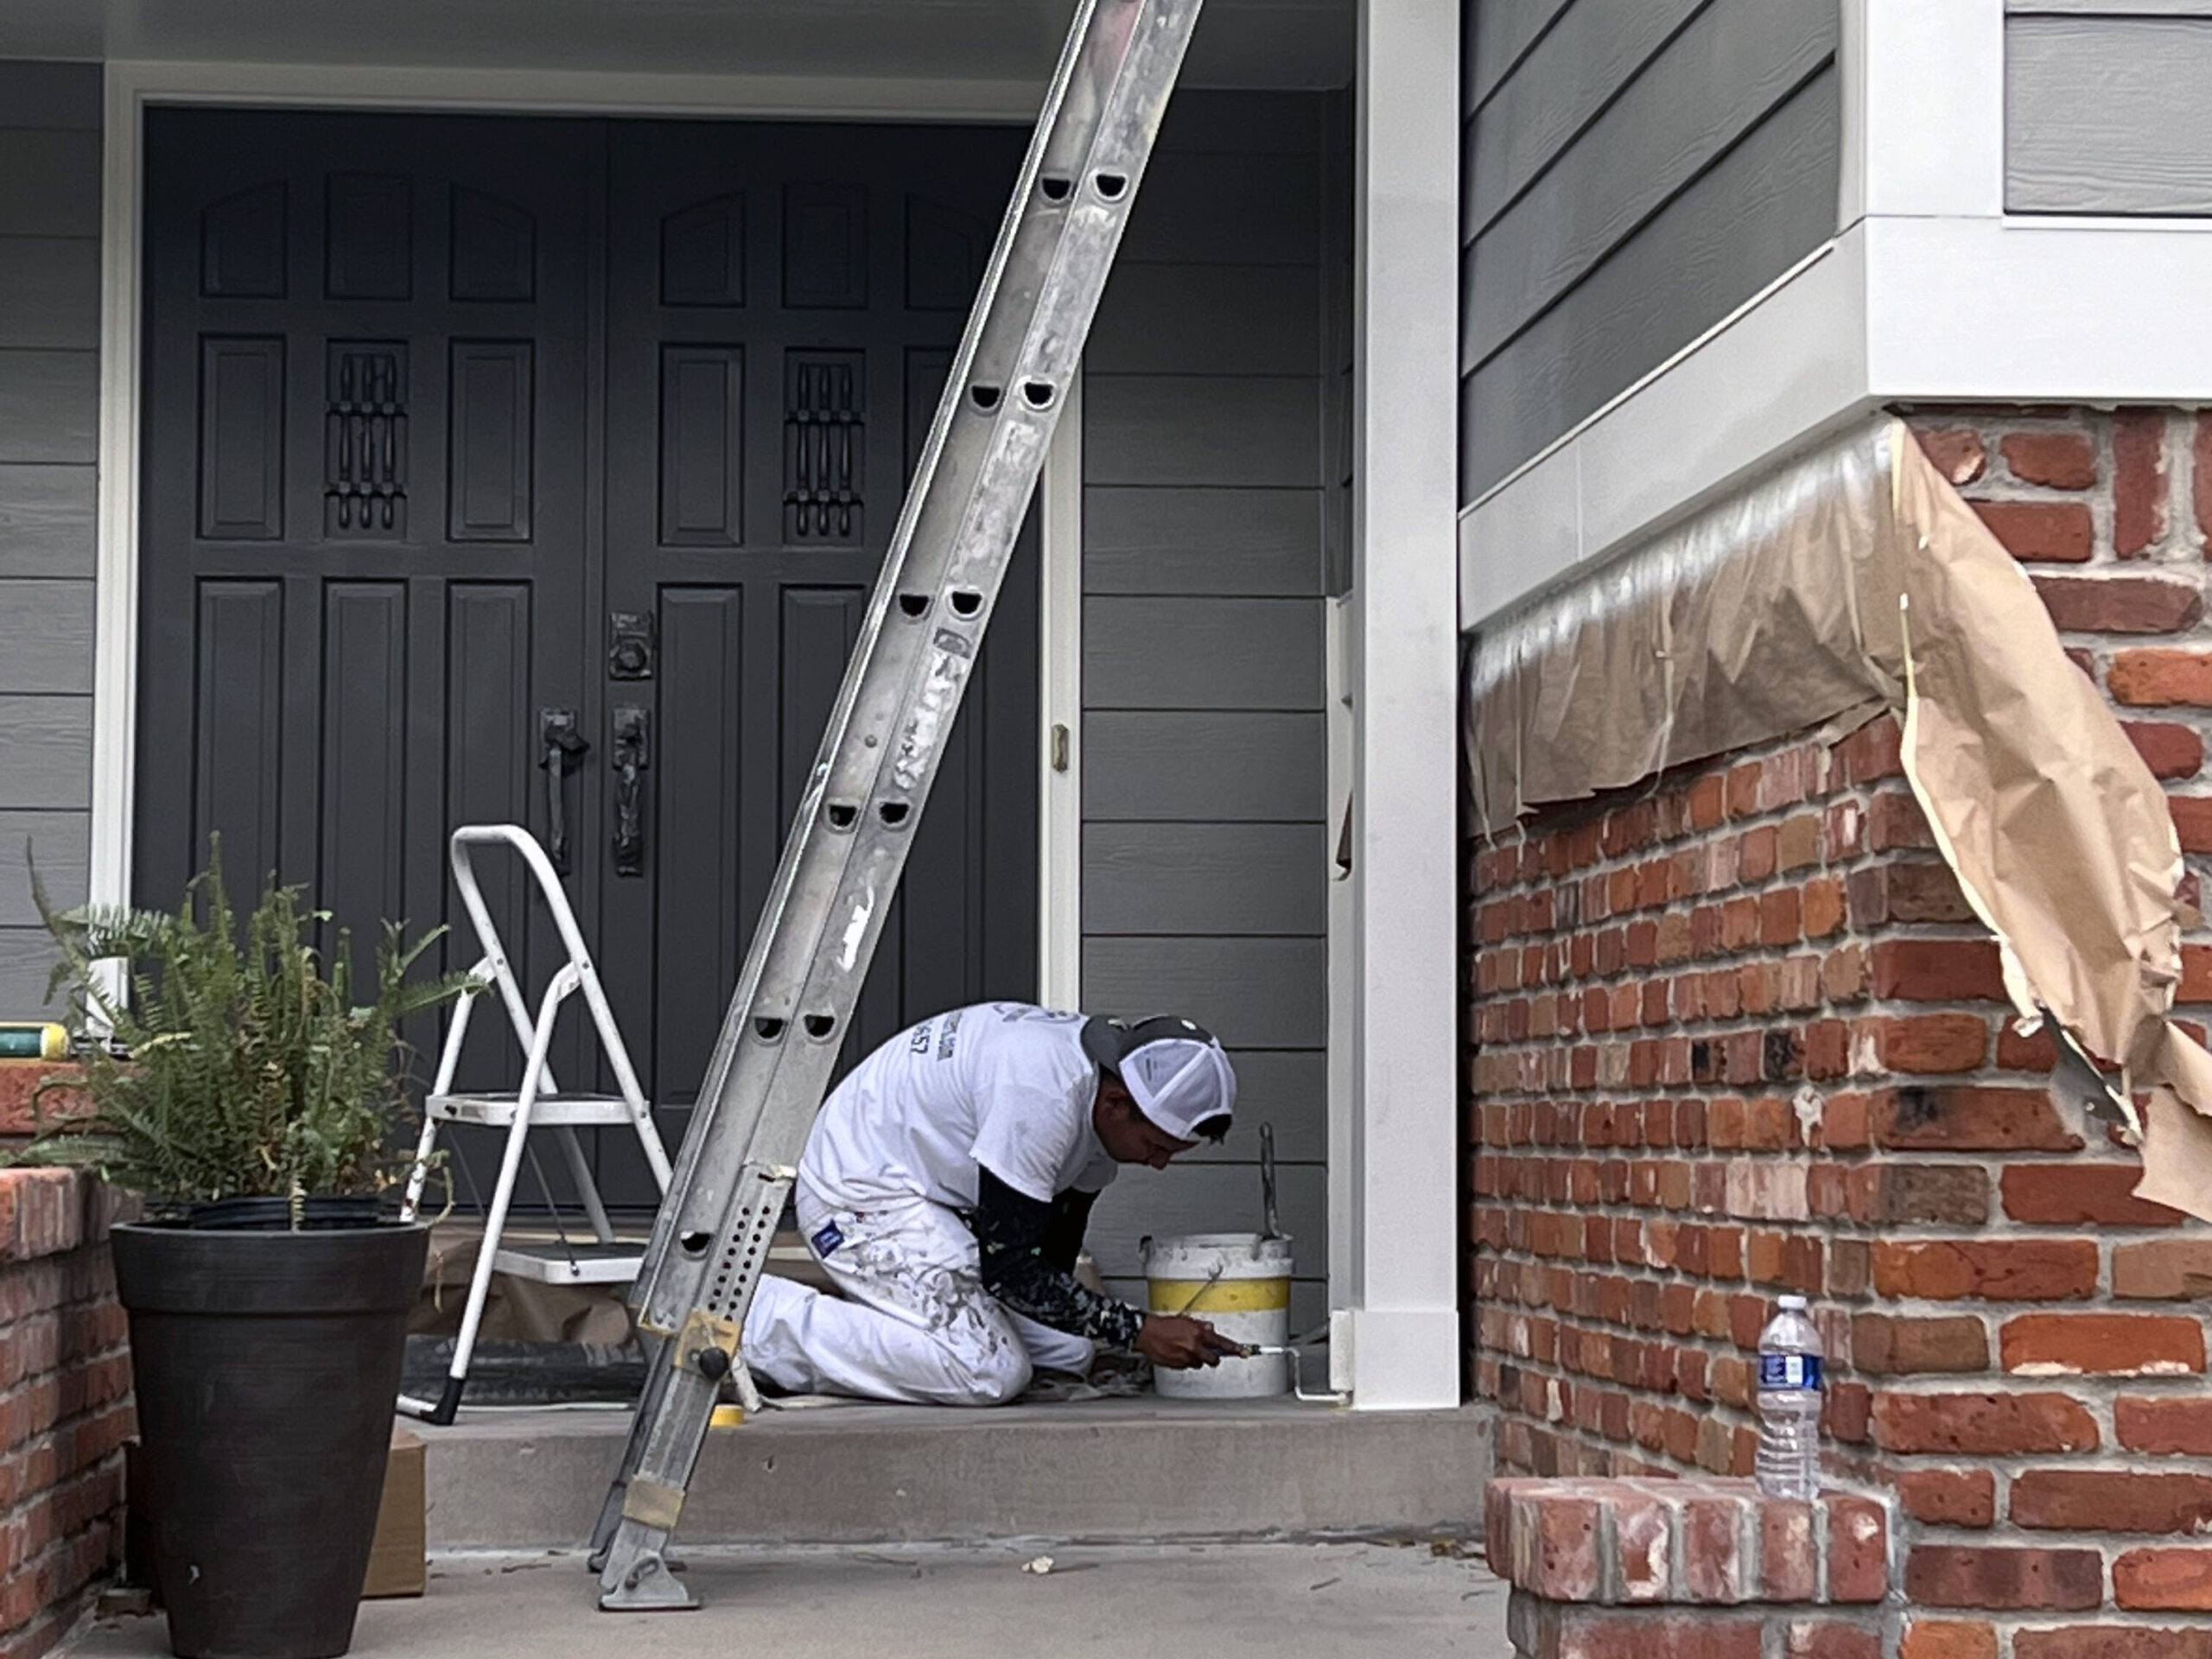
[0,1091,129,1659]
[1467,407,2212,1653]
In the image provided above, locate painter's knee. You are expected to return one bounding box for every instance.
[933,1338,1031,1407]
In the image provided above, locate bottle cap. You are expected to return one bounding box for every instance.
[1777,1294,1808,1312]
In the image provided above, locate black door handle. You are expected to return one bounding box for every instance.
[539,709,589,874]
[611,705,650,878]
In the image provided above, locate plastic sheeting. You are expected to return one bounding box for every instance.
[1465,416,2212,1222]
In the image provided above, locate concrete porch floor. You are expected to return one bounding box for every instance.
[62,1542,1514,1658]
[416,1395,1495,1548]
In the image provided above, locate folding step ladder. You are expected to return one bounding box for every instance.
[588,0,1205,1610]
[399,823,675,1426]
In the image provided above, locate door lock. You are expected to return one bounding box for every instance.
[608,612,657,680]
[538,709,589,875]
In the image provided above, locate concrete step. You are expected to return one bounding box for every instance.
[415,1397,1495,1548]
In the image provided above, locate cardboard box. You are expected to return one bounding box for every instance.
[362,1429,426,1599]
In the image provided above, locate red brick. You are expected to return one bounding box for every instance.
[1916,427,1987,486]
[1868,938,2005,1001]
[1873,1086,2082,1152]
[2001,1313,2206,1376]
[1825,1497,1888,1604]
[1904,1545,2103,1611]
[1872,1239,2099,1301]
[2198,414,2212,541]
[2117,1548,2212,1611]
[1516,1608,1764,1659]
[2037,574,2202,634]
[2018,1631,2212,1659]
[2013,1469,2212,1532]
[1681,1491,1751,1603]
[1973,500,2094,562]
[1851,1313,1989,1376]
[1872,1392,2100,1455]
[2172,795,2212,855]
[2003,1162,2183,1226]
[1897,1469,1995,1529]
[1785,1624,1880,1659]
[2115,1240,2212,1300]
[2126,721,2206,779]
[2003,430,2098,489]
[1866,1014,1986,1074]
[2113,650,2212,708]
[1902,1624,1998,1659]
[2115,410,2170,555]
[2119,1395,2212,1457]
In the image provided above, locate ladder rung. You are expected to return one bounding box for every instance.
[429,1091,644,1127]
[489,1241,649,1285]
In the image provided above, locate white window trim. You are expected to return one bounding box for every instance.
[1456,0,2212,631]
[90,59,1079,1005]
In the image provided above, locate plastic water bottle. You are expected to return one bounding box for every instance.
[1755,1294,1824,1500]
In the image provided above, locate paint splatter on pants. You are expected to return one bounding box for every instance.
[741,1180,1096,1407]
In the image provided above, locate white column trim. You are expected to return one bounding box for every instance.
[1344,0,1462,1410]
[1038,372,1084,1010]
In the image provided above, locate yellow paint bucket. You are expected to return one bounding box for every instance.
[1142,1232,1293,1399]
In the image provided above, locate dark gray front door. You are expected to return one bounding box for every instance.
[139,111,1037,1208]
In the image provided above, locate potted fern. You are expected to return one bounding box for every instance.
[22,850,471,1659]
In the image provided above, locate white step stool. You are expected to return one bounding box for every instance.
[399,824,674,1424]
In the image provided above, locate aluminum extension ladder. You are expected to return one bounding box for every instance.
[588,0,1205,1610]
[398,824,675,1426]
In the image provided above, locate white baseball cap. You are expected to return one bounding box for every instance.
[1081,1014,1237,1140]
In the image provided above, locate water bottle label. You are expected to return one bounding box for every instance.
[1759,1353,1822,1391]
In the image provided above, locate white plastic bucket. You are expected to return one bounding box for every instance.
[1141,1232,1293,1399]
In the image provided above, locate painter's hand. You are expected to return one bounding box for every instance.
[1138,1314,1243,1370]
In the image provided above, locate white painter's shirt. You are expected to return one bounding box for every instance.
[798,1002,1121,1210]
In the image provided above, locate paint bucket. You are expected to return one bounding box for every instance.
[1141,1232,1292,1400]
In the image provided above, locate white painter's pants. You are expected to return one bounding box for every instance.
[741,1180,1096,1407]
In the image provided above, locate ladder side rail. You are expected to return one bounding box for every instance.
[447,826,565,1094]
[627,0,1153,1329]
[401,976,486,1221]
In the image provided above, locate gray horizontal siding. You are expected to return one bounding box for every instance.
[1080,90,1333,1287]
[1461,61,1840,499]
[1082,711,1326,822]
[1084,487,1321,597]
[2007,15,2212,213]
[1459,0,1841,501]
[0,63,99,1017]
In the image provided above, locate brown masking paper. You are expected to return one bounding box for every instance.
[1465,416,2212,1220]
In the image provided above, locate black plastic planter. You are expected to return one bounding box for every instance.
[112,1217,427,1659]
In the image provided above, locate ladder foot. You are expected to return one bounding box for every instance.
[597,1547,697,1611]
[397,1374,466,1427]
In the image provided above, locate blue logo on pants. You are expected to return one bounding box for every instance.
[810,1220,845,1259]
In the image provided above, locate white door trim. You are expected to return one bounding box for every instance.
[91,59,1081,995]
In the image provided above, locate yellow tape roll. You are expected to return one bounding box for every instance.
[1147,1277,1291,1314]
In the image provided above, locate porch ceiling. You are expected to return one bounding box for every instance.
[0,0,1351,90]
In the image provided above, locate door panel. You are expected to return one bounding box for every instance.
[141,111,1039,1214]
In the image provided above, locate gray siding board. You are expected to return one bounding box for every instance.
[1082,711,1326,822]
[1084,596,1323,711]
[2008,1,2212,11]
[1177,1050,1326,1164]
[0,809,87,927]
[0,64,100,130]
[0,930,62,1019]
[1085,377,1320,488]
[0,350,99,463]
[1469,0,1580,111]
[0,131,101,238]
[2006,16,2212,213]
[1084,487,1321,597]
[0,579,92,694]
[1465,0,1837,370]
[0,465,95,577]
[1091,265,1321,377]
[0,696,92,809]
[1119,154,1321,265]
[1082,938,1326,1048]
[0,238,99,350]
[1462,65,1840,499]
[1465,0,1707,235]
[1084,823,1328,936]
